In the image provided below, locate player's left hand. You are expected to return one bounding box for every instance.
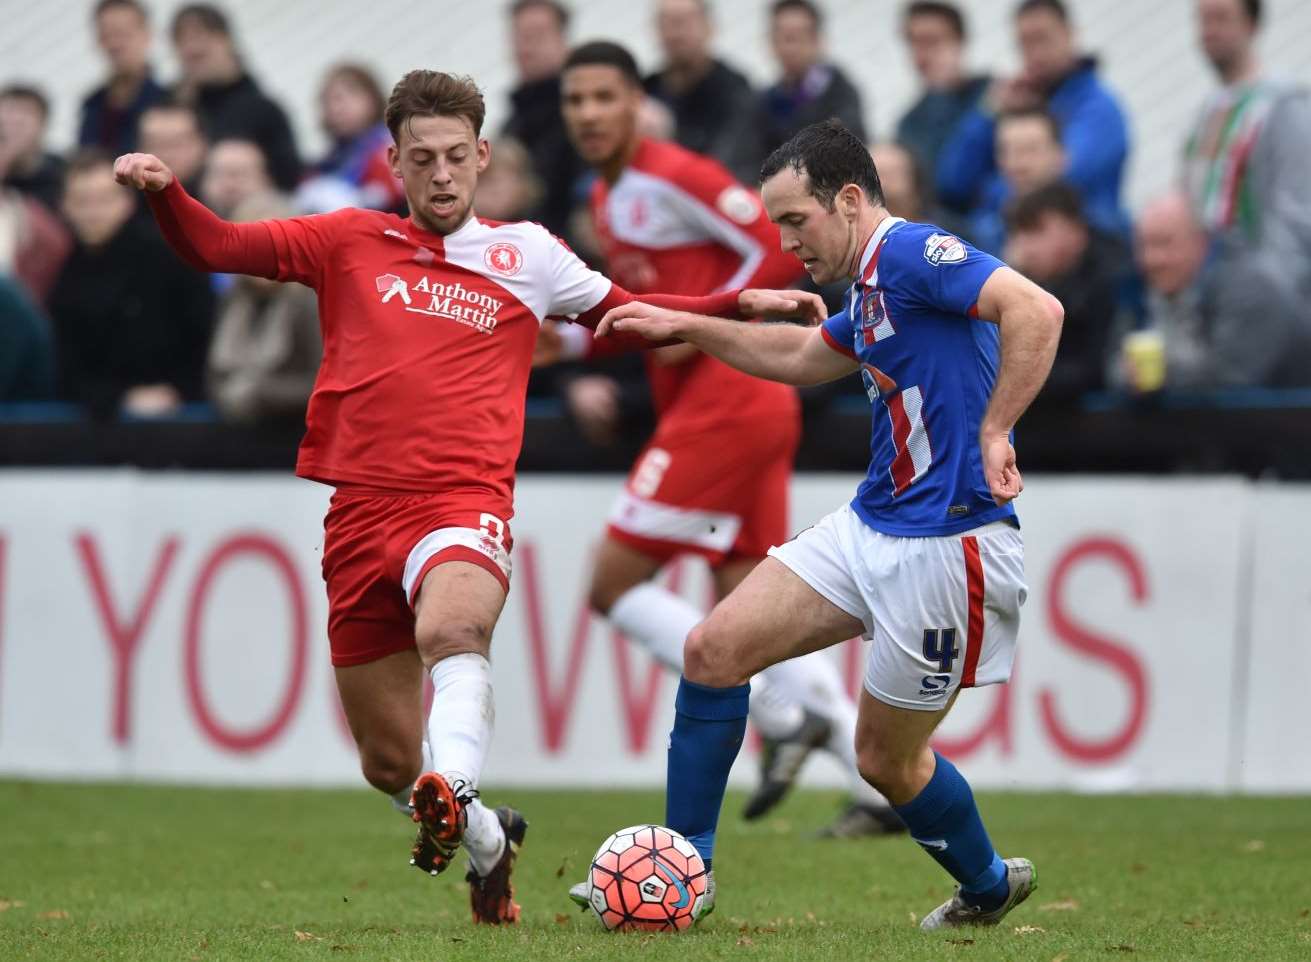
[739,289,827,325]
[980,432,1023,505]
[596,301,683,340]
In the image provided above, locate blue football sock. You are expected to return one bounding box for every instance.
[892,751,1008,910]
[664,676,750,873]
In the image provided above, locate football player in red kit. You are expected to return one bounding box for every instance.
[115,69,820,925]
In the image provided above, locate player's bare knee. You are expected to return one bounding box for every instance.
[683,622,749,688]
[415,619,491,667]
[360,745,419,795]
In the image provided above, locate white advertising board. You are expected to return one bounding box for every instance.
[0,471,1302,792]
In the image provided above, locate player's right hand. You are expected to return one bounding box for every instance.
[114,152,174,192]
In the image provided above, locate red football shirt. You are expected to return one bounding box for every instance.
[146,180,742,517]
[591,138,803,435]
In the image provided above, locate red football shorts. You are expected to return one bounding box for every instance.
[320,491,513,668]
[606,416,800,566]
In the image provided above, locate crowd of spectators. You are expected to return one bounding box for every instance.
[1,0,1309,443]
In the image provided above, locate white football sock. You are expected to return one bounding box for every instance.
[764,652,889,808]
[389,739,435,817]
[427,653,504,875]
[746,671,806,739]
[608,582,805,736]
[607,582,697,671]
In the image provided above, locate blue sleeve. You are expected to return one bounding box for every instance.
[1059,90,1129,198]
[934,107,998,209]
[888,230,1005,318]
[821,304,857,358]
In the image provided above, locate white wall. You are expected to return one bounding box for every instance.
[4,0,1310,212]
[0,471,1306,793]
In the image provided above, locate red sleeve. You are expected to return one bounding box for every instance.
[146,179,279,278]
[672,153,804,292]
[571,282,742,360]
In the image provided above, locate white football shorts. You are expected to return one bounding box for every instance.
[767,503,1026,711]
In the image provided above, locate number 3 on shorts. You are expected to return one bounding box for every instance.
[922,627,960,673]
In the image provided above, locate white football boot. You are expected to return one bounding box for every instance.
[919,857,1037,931]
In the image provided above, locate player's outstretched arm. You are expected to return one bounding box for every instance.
[598,302,857,386]
[114,152,279,278]
[973,266,1064,504]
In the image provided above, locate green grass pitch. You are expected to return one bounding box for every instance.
[2,780,1309,961]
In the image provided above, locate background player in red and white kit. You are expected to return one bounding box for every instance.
[554,41,904,837]
[114,69,821,925]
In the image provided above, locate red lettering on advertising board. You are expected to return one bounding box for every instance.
[75,532,180,743]
[184,534,308,752]
[1038,538,1150,762]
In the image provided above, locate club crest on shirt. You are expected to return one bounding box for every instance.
[923,232,967,266]
[484,242,523,277]
[715,186,760,225]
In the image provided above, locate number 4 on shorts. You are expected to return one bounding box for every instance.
[922,628,960,673]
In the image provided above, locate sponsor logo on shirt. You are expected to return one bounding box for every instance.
[923,232,967,266]
[484,242,523,277]
[716,186,761,225]
[374,273,505,334]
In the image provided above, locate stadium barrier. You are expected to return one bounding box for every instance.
[0,471,1303,793]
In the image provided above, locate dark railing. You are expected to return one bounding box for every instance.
[1,391,1309,478]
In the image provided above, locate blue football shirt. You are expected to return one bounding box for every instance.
[820,216,1018,537]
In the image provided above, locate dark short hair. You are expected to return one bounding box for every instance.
[760,118,884,209]
[0,84,50,121]
[1242,0,1262,25]
[563,40,643,86]
[64,147,118,182]
[1005,180,1086,231]
[94,0,149,22]
[1015,0,1068,22]
[385,70,486,141]
[903,1,966,41]
[171,3,231,40]
[771,0,823,30]
[141,96,200,124]
[998,106,1062,143]
[509,0,570,30]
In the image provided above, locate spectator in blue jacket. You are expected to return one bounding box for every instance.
[936,0,1129,242]
[895,1,989,202]
[78,0,167,156]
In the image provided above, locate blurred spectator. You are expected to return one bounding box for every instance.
[644,0,762,185]
[0,85,66,213]
[967,107,1067,252]
[759,0,867,156]
[895,1,989,195]
[171,3,301,191]
[49,151,214,417]
[500,0,585,240]
[296,63,403,214]
[869,141,963,233]
[1005,182,1126,405]
[201,138,274,218]
[1112,192,1311,392]
[208,193,321,425]
[937,0,1128,242]
[0,274,55,401]
[138,100,208,195]
[476,138,543,222]
[78,0,167,156]
[0,180,71,307]
[1182,0,1311,297]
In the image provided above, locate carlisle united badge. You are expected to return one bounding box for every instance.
[923,232,967,266]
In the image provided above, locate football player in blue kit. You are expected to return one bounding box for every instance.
[590,119,1063,930]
